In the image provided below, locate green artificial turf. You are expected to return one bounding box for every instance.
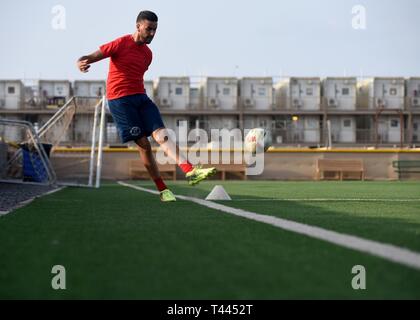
[0,181,419,299]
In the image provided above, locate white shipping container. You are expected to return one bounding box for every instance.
[240,77,273,110]
[368,78,405,109]
[407,78,420,109]
[274,78,321,110]
[74,81,105,97]
[39,80,71,107]
[201,77,238,110]
[0,80,24,110]
[155,77,190,110]
[323,78,357,110]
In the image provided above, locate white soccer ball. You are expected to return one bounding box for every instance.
[244,128,272,153]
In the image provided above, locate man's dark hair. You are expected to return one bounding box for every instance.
[136,11,158,23]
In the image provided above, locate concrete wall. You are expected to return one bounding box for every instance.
[51,149,420,181]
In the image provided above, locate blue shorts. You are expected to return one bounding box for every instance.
[108,94,165,143]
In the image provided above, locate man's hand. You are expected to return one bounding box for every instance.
[76,50,104,73]
[77,59,91,73]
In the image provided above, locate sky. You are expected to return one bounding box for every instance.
[0,0,419,82]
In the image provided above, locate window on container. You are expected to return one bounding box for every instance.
[343,119,352,127]
[223,87,231,95]
[175,87,183,95]
[390,88,397,96]
[7,86,15,94]
[413,123,418,131]
[258,87,266,96]
[56,86,64,95]
[306,88,313,96]
[342,88,350,95]
[390,119,399,127]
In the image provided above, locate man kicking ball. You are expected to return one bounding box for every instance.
[77,10,216,202]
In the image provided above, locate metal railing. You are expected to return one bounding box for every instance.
[1,95,420,113]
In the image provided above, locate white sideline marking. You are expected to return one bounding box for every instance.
[229,198,420,202]
[0,187,66,216]
[118,181,420,271]
[39,187,66,197]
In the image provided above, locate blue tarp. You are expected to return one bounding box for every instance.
[21,143,52,183]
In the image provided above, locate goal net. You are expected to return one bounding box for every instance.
[0,96,106,187]
[0,119,56,185]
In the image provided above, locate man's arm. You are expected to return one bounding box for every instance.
[76,50,104,73]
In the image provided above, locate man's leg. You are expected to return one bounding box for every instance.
[135,136,161,180]
[151,128,192,172]
[152,128,216,185]
[135,136,175,201]
[107,95,175,201]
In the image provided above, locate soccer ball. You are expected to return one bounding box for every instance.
[244,128,272,153]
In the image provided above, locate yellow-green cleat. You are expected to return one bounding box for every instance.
[160,189,176,202]
[185,165,217,186]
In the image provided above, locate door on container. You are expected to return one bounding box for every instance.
[339,83,356,110]
[388,117,401,142]
[341,118,355,142]
[304,117,320,143]
[5,83,19,109]
[175,117,189,144]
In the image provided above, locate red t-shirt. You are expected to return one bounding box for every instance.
[99,34,152,100]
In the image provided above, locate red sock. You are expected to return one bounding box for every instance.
[154,177,167,192]
[179,161,193,173]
